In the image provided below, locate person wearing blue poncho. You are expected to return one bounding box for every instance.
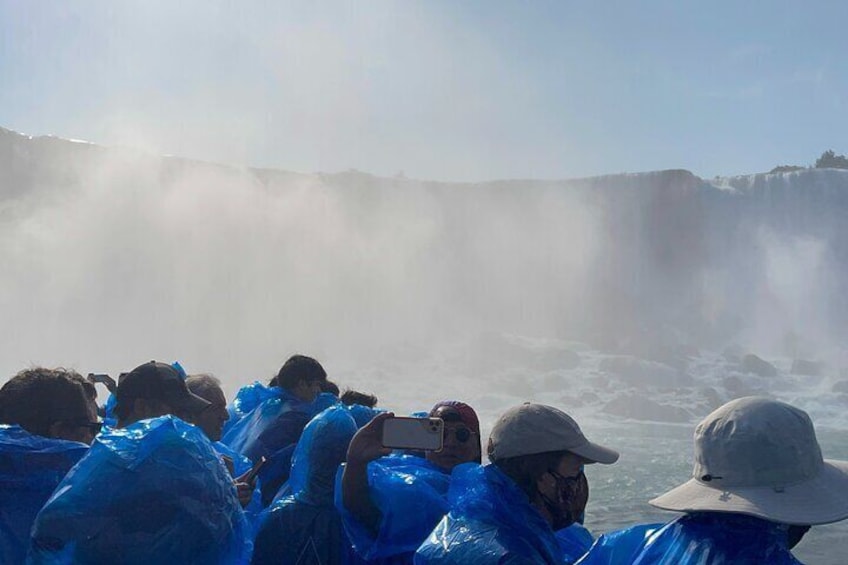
[415,403,619,565]
[252,405,359,564]
[28,361,250,565]
[338,401,482,564]
[0,368,99,564]
[576,397,848,564]
[222,355,337,506]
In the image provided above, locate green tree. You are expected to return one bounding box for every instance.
[815,150,848,169]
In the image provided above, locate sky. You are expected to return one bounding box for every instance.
[2,1,847,182]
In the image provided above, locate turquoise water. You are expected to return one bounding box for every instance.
[582,421,848,564]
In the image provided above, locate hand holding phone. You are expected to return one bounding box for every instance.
[243,456,267,486]
[87,373,117,394]
[381,417,444,452]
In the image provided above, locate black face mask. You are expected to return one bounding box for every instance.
[540,469,586,531]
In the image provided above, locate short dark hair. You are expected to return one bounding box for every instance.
[492,450,568,500]
[340,389,378,408]
[321,380,340,396]
[0,368,92,437]
[270,355,327,390]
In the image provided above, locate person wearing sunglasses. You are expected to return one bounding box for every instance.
[339,400,482,564]
[29,361,251,564]
[415,403,619,564]
[0,367,100,563]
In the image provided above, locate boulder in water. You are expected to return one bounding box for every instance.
[741,354,777,377]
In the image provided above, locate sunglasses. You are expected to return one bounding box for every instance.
[67,420,104,435]
[443,426,475,443]
[548,469,585,492]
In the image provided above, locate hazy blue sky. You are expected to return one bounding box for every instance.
[2,1,846,181]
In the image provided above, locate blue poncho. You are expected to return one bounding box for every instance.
[557,523,595,564]
[336,454,452,564]
[253,405,359,564]
[222,383,337,505]
[414,464,563,565]
[0,425,89,565]
[28,416,250,565]
[575,513,803,565]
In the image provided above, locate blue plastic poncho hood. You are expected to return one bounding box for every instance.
[414,463,563,565]
[337,454,452,563]
[576,512,803,565]
[0,425,89,565]
[289,405,358,506]
[28,416,250,565]
[252,406,359,564]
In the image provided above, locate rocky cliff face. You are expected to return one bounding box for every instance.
[2,126,846,375]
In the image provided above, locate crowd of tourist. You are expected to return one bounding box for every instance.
[1,355,847,564]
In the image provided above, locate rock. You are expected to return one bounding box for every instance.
[601,394,692,423]
[741,354,777,377]
[791,359,823,376]
[832,380,848,394]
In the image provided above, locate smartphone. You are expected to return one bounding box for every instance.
[220,455,235,477]
[381,417,444,451]
[87,373,117,393]
[244,456,267,484]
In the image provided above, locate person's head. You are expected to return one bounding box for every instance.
[488,403,619,530]
[321,379,340,397]
[270,355,327,402]
[426,400,482,471]
[185,373,229,442]
[650,397,848,537]
[340,389,378,408]
[113,361,211,428]
[0,367,101,445]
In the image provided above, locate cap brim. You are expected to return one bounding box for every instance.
[650,459,848,526]
[179,392,212,415]
[570,440,620,465]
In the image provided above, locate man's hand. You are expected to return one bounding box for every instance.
[234,467,260,509]
[346,411,393,468]
[342,411,394,533]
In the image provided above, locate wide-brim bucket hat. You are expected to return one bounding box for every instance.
[650,396,848,525]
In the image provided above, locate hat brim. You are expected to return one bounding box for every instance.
[178,392,212,415]
[569,440,620,465]
[649,459,848,526]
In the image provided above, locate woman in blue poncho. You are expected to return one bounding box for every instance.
[577,397,848,564]
[338,400,482,564]
[222,355,337,505]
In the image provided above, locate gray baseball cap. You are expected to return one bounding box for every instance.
[487,403,619,464]
[650,396,848,525]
